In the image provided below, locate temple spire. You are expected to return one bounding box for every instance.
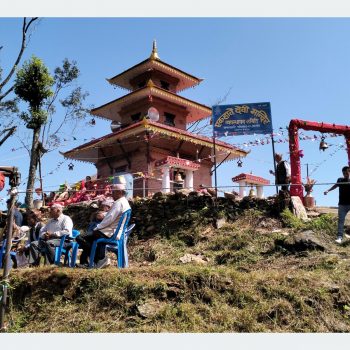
[150,40,160,60]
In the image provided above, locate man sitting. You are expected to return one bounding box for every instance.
[28,203,73,265]
[16,210,44,267]
[76,183,130,268]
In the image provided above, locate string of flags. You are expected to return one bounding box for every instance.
[309,143,345,176]
[227,131,345,149]
[5,123,348,157]
[19,160,67,187]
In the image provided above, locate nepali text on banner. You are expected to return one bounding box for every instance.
[212,102,273,136]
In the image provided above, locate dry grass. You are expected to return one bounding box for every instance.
[3,209,350,332]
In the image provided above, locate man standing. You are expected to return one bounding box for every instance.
[270,153,291,192]
[324,166,350,244]
[76,183,131,268]
[6,200,23,227]
[29,203,73,265]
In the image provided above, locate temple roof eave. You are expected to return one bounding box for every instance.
[107,58,203,93]
[90,86,212,124]
[62,120,248,164]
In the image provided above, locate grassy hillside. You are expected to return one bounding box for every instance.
[3,207,350,332]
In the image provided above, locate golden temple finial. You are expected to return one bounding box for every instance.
[147,78,155,87]
[150,39,160,60]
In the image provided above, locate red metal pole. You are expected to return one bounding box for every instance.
[346,134,350,166]
[0,167,20,331]
[288,119,350,201]
[289,120,303,199]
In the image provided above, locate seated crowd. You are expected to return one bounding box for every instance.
[44,175,113,208]
[0,183,130,269]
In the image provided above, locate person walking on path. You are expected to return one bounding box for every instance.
[324,166,350,244]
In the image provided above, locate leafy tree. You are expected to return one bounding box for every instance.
[14,56,90,207]
[14,56,54,207]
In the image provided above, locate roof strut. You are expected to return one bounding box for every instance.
[175,140,184,156]
[100,148,114,175]
[117,140,131,169]
[197,146,205,160]
[210,152,231,175]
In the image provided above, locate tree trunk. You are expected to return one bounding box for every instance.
[25,127,41,208]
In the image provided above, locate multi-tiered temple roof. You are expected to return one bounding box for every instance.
[62,42,248,196]
[107,42,202,93]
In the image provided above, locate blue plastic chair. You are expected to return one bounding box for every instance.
[0,239,18,269]
[54,229,80,267]
[106,223,135,268]
[89,209,131,269]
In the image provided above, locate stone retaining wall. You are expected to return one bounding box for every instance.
[65,191,287,240]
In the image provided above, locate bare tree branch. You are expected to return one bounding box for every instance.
[0,85,15,101]
[213,86,233,106]
[41,83,61,144]
[187,86,233,135]
[0,17,38,95]
[0,126,16,147]
[15,134,31,155]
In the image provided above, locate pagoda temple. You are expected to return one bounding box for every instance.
[62,42,248,197]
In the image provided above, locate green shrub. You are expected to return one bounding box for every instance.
[280,209,305,230]
[305,214,337,235]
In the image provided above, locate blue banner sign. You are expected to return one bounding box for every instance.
[212,102,273,136]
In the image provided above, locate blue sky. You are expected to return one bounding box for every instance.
[1,18,350,208]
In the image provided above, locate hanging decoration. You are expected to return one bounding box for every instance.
[221,129,343,149]
[309,143,344,176]
[319,136,329,151]
[68,163,74,171]
[237,159,243,167]
[90,118,96,126]
[174,172,183,183]
[248,187,256,197]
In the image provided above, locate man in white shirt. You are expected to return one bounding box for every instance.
[76,183,131,268]
[28,203,73,265]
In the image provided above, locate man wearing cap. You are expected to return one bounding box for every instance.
[28,203,73,265]
[76,183,131,268]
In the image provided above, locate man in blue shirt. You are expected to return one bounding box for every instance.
[6,199,23,227]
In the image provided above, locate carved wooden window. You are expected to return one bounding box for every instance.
[115,165,128,173]
[138,81,146,88]
[164,112,175,126]
[160,80,170,90]
[131,112,141,122]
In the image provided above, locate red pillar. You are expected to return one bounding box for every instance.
[289,121,303,199]
[346,134,350,166]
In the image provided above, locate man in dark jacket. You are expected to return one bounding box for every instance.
[270,153,291,192]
